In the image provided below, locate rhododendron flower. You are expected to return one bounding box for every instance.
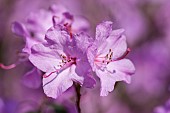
[29,25,95,98]
[7,5,90,89]
[12,5,90,54]
[87,21,135,96]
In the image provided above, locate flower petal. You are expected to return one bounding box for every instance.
[96,59,135,96]
[111,35,127,60]
[95,21,113,45]
[74,33,93,55]
[87,44,98,71]
[29,43,62,72]
[96,69,116,96]
[43,64,83,98]
[21,68,42,89]
[107,59,135,76]
[45,25,70,49]
[11,22,27,37]
[75,57,96,88]
[97,33,127,59]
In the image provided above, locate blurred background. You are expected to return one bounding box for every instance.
[0,0,170,113]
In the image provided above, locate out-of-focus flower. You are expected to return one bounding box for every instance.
[154,99,170,113]
[29,25,95,98]
[87,21,135,96]
[155,1,170,47]
[0,98,4,113]
[127,40,170,104]
[1,99,18,113]
[99,0,147,45]
[12,5,90,54]
[81,84,132,113]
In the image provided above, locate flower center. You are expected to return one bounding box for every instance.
[58,54,76,67]
[43,54,76,78]
[94,48,131,66]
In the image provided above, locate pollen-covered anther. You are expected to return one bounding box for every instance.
[95,48,131,65]
[104,48,113,63]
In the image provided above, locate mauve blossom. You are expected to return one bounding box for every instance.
[29,25,95,98]
[87,21,135,96]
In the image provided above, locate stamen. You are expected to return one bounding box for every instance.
[106,54,108,59]
[43,59,75,78]
[95,48,131,65]
[43,70,58,78]
[114,48,131,61]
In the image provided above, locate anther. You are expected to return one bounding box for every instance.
[106,54,108,59]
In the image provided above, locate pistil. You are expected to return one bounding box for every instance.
[95,48,131,65]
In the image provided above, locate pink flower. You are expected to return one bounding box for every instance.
[87,21,135,96]
[29,25,95,98]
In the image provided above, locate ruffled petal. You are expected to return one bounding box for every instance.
[95,21,113,45]
[87,44,98,71]
[96,59,135,96]
[75,57,96,88]
[45,25,70,49]
[29,43,62,72]
[107,59,135,76]
[96,69,116,96]
[111,35,127,60]
[73,33,93,55]
[43,64,83,98]
[97,31,127,59]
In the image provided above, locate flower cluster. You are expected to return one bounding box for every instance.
[11,5,135,99]
[8,5,90,89]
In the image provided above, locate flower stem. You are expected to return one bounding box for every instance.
[74,82,81,113]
